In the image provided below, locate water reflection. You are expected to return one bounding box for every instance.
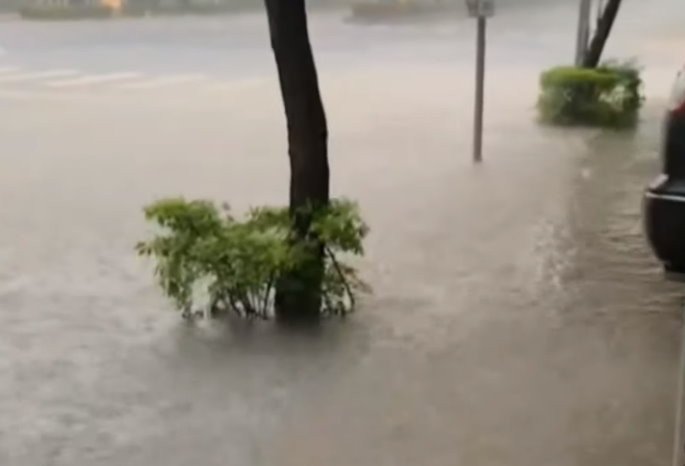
[553,117,682,319]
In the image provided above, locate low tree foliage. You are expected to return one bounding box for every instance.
[136,198,369,320]
[537,60,644,128]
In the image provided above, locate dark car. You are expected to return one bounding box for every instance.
[644,67,685,273]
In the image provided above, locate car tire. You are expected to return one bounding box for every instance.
[665,262,685,274]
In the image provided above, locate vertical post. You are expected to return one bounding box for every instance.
[672,309,685,466]
[575,0,591,66]
[473,15,486,163]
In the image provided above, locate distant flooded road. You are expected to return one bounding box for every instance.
[1,1,685,465]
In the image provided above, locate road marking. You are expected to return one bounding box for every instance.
[115,74,211,89]
[0,66,21,75]
[0,69,80,82]
[204,77,270,93]
[46,72,143,88]
[0,88,91,101]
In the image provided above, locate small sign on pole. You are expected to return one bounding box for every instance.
[466,0,494,18]
[466,0,494,163]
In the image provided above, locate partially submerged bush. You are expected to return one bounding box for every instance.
[136,198,369,320]
[537,60,644,128]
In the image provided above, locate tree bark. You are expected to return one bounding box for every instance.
[263,0,330,322]
[582,0,622,68]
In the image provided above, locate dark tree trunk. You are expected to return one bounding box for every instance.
[263,0,330,322]
[582,0,622,68]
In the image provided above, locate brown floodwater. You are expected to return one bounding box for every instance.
[1,1,685,464]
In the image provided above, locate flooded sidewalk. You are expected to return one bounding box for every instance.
[0,68,681,465]
[263,106,684,466]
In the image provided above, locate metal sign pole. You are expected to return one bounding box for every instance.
[575,0,592,66]
[473,15,486,163]
[466,0,493,163]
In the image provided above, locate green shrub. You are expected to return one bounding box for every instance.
[537,60,644,128]
[136,197,369,320]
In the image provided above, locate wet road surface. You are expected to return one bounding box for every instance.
[1,1,685,465]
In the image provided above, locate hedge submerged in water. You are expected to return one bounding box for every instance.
[537,60,644,128]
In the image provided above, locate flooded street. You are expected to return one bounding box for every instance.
[2,1,685,464]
